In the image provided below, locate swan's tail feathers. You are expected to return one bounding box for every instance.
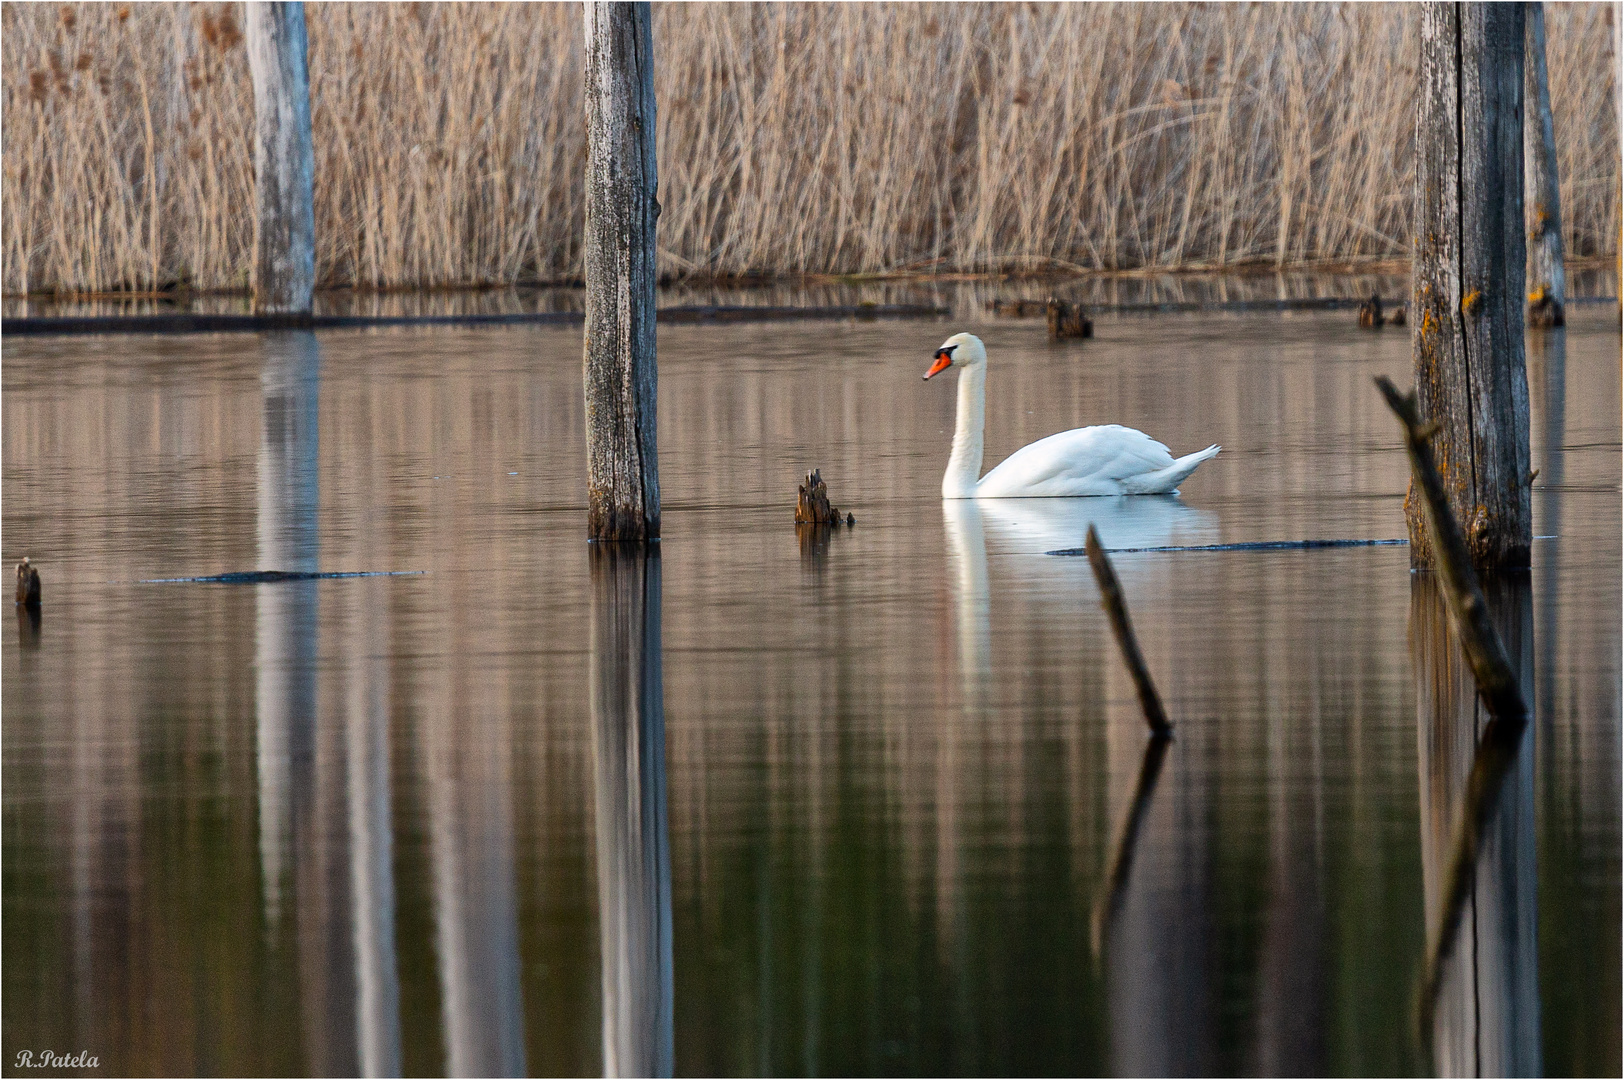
[1124,444,1221,495]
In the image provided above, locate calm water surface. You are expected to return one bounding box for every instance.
[3,302,1619,1076]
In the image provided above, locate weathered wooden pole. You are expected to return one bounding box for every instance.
[1524,2,1566,327]
[584,2,660,541]
[1412,3,1532,571]
[245,2,315,316]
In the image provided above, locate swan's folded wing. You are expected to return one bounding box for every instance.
[978,425,1176,495]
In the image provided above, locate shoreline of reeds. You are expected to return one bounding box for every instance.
[4,3,1618,295]
[15,255,1623,306]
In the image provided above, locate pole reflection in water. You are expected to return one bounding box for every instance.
[1412,574,1539,1077]
[590,544,674,1078]
[1527,328,1565,750]
[257,330,321,928]
[255,331,403,1076]
[420,628,528,1077]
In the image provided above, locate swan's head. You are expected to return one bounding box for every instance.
[923,332,986,380]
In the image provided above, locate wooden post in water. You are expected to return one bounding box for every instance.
[1524,2,1566,327]
[584,2,660,541]
[1412,3,1531,571]
[245,2,315,316]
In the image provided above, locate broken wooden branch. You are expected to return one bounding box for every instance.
[1358,293,1386,328]
[1046,297,1093,339]
[1084,525,1171,736]
[1375,376,1527,721]
[795,469,852,526]
[988,298,1047,318]
[14,558,40,610]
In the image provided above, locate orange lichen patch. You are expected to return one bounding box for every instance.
[1460,289,1482,315]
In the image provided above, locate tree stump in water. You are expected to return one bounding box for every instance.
[14,558,40,609]
[1359,293,1386,327]
[1046,298,1093,339]
[795,469,852,525]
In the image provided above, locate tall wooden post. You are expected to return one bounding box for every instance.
[584,2,660,541]
[245,2,315,316]
[1411,3,1532,571]
[1523,2,1566,324]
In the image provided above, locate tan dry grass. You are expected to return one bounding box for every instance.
[2,2,1618,294]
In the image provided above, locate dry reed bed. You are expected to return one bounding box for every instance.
[3,2,1618,294]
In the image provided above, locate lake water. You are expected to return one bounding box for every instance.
[3,291,1619,1076]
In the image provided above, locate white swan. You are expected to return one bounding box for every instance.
[923,332,1220,499]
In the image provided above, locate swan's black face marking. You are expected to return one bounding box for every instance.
[923,343,957,380]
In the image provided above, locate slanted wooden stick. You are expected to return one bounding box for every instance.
[1375,376,1527,721]
[1084,525,1171,736]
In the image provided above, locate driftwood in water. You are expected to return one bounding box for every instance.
[1376,377,1527,721]
[1358,293,1385,327]
[989,298,1047,318]
[14,558,40,609]
[245,2,315,315]
[795,469,852,525]
[584,1,661,541]
[1524,2,1566,328]
[1083,525,1170,736]
[1046,298,1093,339]
[1412,3,1531,571]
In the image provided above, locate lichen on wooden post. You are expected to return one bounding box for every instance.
[584,1,660,542]
[1410,2,1532,571]
[245,2,315,316]
[1524,2,1566,328]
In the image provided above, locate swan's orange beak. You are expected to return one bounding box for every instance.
[923,350,953,380]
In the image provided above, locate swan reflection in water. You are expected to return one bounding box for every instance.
[590,544,674,1078]
[941,493,1219,1068]
[942,495,1218,694]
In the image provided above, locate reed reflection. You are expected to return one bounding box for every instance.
[1411,574,1539,1077]
[590,544,674,1078]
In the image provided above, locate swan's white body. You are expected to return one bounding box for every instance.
[925,333,1220,499]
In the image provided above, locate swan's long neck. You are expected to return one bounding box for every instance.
[942,361,986,498]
